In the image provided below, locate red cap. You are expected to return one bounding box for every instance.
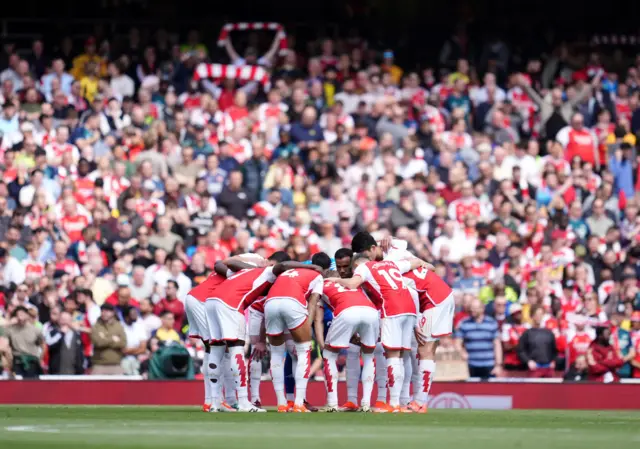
[572,70,588,82]
[551,229,567,240]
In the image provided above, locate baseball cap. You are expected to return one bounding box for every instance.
[20,122,34,133]
[116,274,130,287]
[509,303,522,315]
[142,180,155,191]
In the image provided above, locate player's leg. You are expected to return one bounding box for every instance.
[285,337,296,405]
[187,297,212,411]
[202,340,213,411]
[400,350,413,406]
[380,317,404,410]
[222,350,237,408]
[322,309,353,411]
[357,308,379,412]
[248,309,265,406]
[373,342,387,410]
[265,299,288,410]
[289,321,312,411]
[344,342,361,410]
[204,300,225,411]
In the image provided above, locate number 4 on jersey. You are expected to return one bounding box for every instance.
[281,270,299,278]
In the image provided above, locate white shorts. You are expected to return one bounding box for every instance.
[264,297,308,337]
[417,293,455,342]
[205,299,247,342]
[248,308,264,338]
[326,306,380,350]
[185,295,210,341]
[380,314,416,351]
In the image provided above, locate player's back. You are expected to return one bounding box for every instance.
[266,268,323,307]
[355,260,415,317]
[187,272,227,303]
[322,280,375,317]
[214,267,275,311]
[403,266,452,311]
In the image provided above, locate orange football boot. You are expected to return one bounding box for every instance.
[339,401,359,412]
[291,403,311,413]
[391,405,413,413]
[373,401,394,413]
[408,401,428,414]
[277,404,290,413]
[202,404,212,413]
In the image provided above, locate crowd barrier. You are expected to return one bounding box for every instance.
[0,379,639,409]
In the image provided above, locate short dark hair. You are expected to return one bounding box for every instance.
[160,310,174,318]
[311,252,331,270]
[530,305,544,317]
[352,252,370,265]
[12,305,29,317]
[167,280,179,290]
[268,251,291,263]
[351,231,377,253]
[334,248,353,261]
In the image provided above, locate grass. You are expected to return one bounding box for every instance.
[0,406,638,449]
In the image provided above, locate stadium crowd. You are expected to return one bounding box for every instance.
[0,24,639,383]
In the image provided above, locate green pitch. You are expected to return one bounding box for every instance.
[0,406,638,449]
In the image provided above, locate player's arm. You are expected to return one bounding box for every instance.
[326,275,364,290]
[396,258,432,275]
[273,261,323,276]
[311,295,324,350]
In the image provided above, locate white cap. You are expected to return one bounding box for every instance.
[20,122,34,133]
[142,179,156,191]
[116,274,130,287]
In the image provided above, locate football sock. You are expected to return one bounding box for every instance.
[223,352,236,405]
[269,343,287,407]
[228,346,249,407]
[249,355,262,403]
[322,350,339,407]
[400,351,413,406]
[208,345,225,408]
[203,352,212,405]
[374,344,387,402]
[387,357,404,407]
[416,359,436,406]
[361,352,375,408]
[346,344,361,404]
[294,342,312,406]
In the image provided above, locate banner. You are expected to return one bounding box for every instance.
[0,381,638,409]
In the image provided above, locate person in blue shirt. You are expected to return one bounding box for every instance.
[444,79,471,120]
[455,298,502,379]
[453,257,486,295]
[289,106,323,161]
[0,102,19,136]
[609,143,635,198]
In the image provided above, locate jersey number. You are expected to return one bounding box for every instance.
[412,267,429,279]
[333,282,357,293]
[377,268,406,290]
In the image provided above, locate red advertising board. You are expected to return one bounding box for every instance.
[0,381,638,409]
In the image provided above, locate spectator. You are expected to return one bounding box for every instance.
[153,280,185,332]
[587,325,624,382]
[150,310,182,347]
[44,310,84,375]
[217,170,251,220]
[455,299,503,378]
[4,306,43,378]
[563,354,589,382]
[91,303,126,375]
[517,305,558,377]
[121,306,148,375]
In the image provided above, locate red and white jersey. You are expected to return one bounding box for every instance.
[539,155,570,176]
[45,142,79,162]
[250,296,267,314]
[421,105,446,134]
[74,176,95,205]
[552,247,575,267]
[402,266,453,312]
[103,175,130,202]
[57,164,78,183]
[224,137,252,164]
[353,260,416,318]
[214,267,276,312]
[23,258,45,280]
[60,214,90,242]
[566,329,595,365]
[322,280,375,317]
[507,86,537,133]
[615,98,632,123]
[55,259,81,277]
[258,102,288,124]
[597,280,615,305]
[188,271,230,303]
[501,322,530,366]
[135,197,166,227]
[265,268,323,308]
[440,131,472,150]
[471,260,496,281]
[448,197,484,222]
[556,126,597,165]
[431,83,453,105]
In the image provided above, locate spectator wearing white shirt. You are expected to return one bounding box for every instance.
[492,145,517,181]
[139,298,162,338]
[108,61,135,100]
[0,247,26,287]
[129,265,153,301]
[470,73,506,106]
[121,306,149,375]
[432,220,475,263]
[152,255,192,301]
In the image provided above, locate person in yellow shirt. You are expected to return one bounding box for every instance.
[80,62,99,103]
[152,311,182,346]
[447,58,470,85]
[71,37,107,80]
[381,50,403,86]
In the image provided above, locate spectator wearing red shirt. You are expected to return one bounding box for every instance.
[587,325,624,382]
[105,281,140,318]
[153,280,184,333]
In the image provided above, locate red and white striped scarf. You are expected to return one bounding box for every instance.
[218,22,287,54]
[193,63,270,87]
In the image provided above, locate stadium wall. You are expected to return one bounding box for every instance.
[0,380,639,409]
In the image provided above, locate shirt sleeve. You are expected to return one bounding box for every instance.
[395,260,412,274]
[353,263,372,283]
[383,239,413,262]
[262,266,276,283]
[310,275,324,296]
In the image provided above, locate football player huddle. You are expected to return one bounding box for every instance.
[185,231,455,413]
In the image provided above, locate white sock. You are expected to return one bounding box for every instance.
[374,344,387,403]
[294,342,312,406]
[203,352,212,405]
[415,359,436,406]
[346,344,361,404]
[223,352,236,405]
[387,357,404,407]
[400,351,413,406]
[322,350,339,407]
[208,346,225,408]
[249,355,262,403]
[411,350,420,403]
[269,343,287,407]
[228,346,250,407]
[361,352,375,407]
